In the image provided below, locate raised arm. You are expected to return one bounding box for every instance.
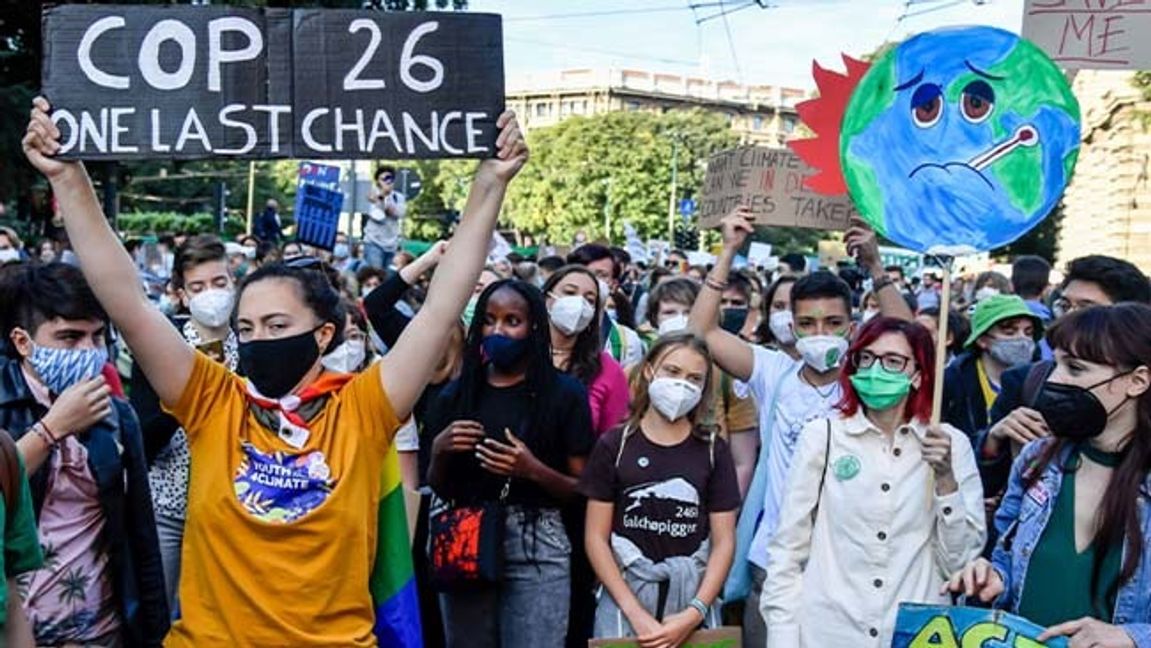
[844,216,915,321]
[362,241,447,348]
[688,206,756,382]
[379,112,527,420]
[23,97,193,406]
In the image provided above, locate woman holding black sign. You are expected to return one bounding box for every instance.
[22,96,528,647]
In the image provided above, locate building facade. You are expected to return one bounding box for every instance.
[1057,70,1151,273]
[506,68,809,146]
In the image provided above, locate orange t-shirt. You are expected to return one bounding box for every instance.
[164,353,399,646]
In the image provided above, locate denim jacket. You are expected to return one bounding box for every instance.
[0,358,170,646]
[992,439,1151,647]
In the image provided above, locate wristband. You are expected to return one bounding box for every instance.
[33,422,58,448]
[703,276,729,292]
[871,275,895,292]
[688,597,709,620]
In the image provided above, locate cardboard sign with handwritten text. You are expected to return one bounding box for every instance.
[698,146,856,231]
[892,604,1068,648]
[1023,0,1151,69]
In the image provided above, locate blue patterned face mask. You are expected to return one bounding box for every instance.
[26,343,108,394]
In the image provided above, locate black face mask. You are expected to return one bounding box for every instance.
[721,307,750,335]
[1033,371,1130,441]
[481,334,531,372]
[239,327,323,398]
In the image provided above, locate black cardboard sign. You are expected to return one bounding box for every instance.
[41,5,504,160]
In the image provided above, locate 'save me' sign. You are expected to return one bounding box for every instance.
[41,6,505,160]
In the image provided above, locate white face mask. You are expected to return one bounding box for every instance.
[322,339,367,373]
[549,294,596,336]
[648,377,703,422]
[657,314,690,337]
[188,288,235,328]
[0,248,20,264]
[769,310,796,345]
[795,334,850,373]
[862,309,880,323]
[975,286,1001,302]
[598,279,612,305]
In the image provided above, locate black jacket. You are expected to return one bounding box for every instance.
[0,358,170,646]
[941,351,989,448]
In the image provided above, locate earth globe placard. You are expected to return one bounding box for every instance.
[838,26,1081,255]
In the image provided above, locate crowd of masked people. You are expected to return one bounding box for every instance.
[2,98,1151,648]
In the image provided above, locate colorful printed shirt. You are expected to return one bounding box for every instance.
[148,320,238,520]
[163,352,400,646]
[18,369,119,645]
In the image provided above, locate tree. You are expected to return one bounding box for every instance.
[501,109,738,245]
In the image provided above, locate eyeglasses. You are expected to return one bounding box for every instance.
[1053,297,1097,317]
[853,350,913,373]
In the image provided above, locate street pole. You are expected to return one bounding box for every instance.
[245,161,256,235]
[603,177,613,242]
[667,138,679,242]
[349,160,359,237]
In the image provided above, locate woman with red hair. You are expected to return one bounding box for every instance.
[761,316,986,647]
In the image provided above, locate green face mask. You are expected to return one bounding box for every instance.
[462,295,480,327]
[849,363,912,411]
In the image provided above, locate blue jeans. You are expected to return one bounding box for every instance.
[363,242,394,270]
[440,507,572,648]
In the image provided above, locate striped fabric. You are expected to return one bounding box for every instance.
[371,443,423,647]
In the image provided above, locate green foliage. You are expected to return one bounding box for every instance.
[1134,71,1151,101]
[117,211,246,239]
[119,159,299,224]
[501,109,738,244]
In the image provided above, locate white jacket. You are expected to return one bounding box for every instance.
[761,410,985,648]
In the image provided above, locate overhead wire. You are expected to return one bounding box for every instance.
[505,3,728,22]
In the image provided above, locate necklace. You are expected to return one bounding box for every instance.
[801,371,837,398]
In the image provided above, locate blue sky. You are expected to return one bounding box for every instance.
[471,0,1026,89]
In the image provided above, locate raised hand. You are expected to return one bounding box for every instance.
[719,205,754,252]
[478,111,529,184]
[22,96,78,180]
[844,216,882,275]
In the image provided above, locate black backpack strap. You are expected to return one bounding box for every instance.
[812,418,832,524]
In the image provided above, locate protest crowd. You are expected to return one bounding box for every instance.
[4,40,1151,648]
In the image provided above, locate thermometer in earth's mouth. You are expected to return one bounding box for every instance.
[969,125,1039,171]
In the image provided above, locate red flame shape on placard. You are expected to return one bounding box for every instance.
[787,55,870,196]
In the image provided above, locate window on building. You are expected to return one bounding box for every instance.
[625,100,641,111]
[753,115,764,131]
[782,116,797,133]
[535,102,550,117]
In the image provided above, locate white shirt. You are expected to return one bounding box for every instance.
[603,321,646,369]
[364,191,408,251]
[761,410,985,648]
[741,346,842,570]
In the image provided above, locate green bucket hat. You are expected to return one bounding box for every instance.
[964,294,1044,348]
